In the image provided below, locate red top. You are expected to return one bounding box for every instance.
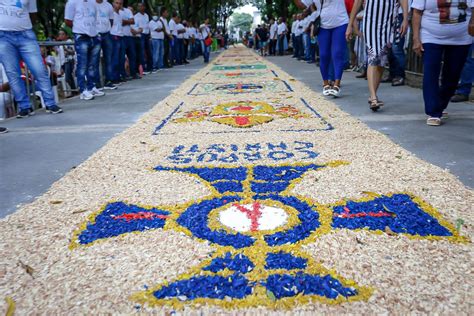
[345,0,354,14]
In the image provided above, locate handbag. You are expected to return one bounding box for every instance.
[204,36,212,47]
[312,0,324,37]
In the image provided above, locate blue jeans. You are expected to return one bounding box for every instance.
[140,34,152,72]
[304,33,311,61]
[74,34,100,92]
[111,35,123,81]
[422,43,470,117]
[292,34,297,57]
[172,35,180,65]
[318,24,348,81]
[202,41,210,62]
[151,39,164,70]
[0,29,56,110]
[389,14,406,79]
[456,43,474,96]
[97,32,113,84]
[121,36,137,77]
[177,38,184,64]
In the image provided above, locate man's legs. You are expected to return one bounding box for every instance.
[111,36,122,82]
[453,43,474,99]
[422,43,444,117]
[125,36,138,77]
[88,37,101,91]
[0,31,34,110]
[101,33,114,85]
[144,34,152,72]
[439,44,470,112]
[74,34,91,93]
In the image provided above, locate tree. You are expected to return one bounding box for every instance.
[229,12,253,35]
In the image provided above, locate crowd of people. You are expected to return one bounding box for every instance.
[0,1,473,134]
[249,0,473,126]
[0,0,220,134]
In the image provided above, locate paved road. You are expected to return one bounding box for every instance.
[1,51,473,218]
[268,55,474,188]
[0,57,209,217]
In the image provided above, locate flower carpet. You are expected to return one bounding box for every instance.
[0,46,473,314]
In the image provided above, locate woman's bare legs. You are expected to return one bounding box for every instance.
[367,65,384,100]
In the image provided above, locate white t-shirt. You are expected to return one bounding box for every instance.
[134,12,150,34]
[65,0,98,37]
[95,1,113,33]
[159,16,169,35]
[149,19,164,39]
[184,27,190,39]
[0,0,37,31]
[176,23,185,39]
[291,20,298,34]
[189,27,196,38]
[169,19,177,36]
[200,24,210,38]
[277,22,287,35]
[110,11,123,37]
[301,0,349,29]
[269,22,278,39]
[412,0,473,45]
[119,8,133,37]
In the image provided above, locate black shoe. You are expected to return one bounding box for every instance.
[391,77,405,87]
[46,105,63,114]
[133,75,142,80]
[0,127,8,134]
[104,81,118,90]
[17,108,35,118]
[125,76,133,81]
[450,94,469,103]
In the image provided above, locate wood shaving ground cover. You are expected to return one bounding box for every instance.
[0,46,472,314]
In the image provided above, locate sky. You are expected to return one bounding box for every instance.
[234,4,259,15]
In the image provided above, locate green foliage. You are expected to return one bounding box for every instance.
[229,12,253,34]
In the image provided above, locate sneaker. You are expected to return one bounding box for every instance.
[91,87,105,97]
[132,75,142,80]
[0,127,8,134]
[46,105,63,114]
[104,82,118,90]
[80,90,95,100]
[450,94,469,103]
[426,117,442,126]
[143,71,151,75]
[96,86,104,91]
[17,108,35,118]
[151,69,159,73]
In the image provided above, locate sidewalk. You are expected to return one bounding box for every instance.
[0,58,209,217]
[268,55,474,188]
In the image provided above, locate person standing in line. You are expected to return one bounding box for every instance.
[0,3,64,117]
[95,0,117,90]
[169,12,178,65]
[119,5,139,80]
[130,6,143,75]
[347,0,408,110]
[135,3,152,75]
[291,15,298,57]
[149,14,164,72]
[182,20,190,63]
[451,42,473,102]
[256,23,269,56]
[293,14,303,60]
[65,0,103,101]
[301,14,312,62]
[176,17,186,65]
[159,7,172,68]
[188,22,197,59]
[276,17,287,56]
[200,18,211,63]
[412,0,472,126]
[110,0,124,85]
[269,18,278,56]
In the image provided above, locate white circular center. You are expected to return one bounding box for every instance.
[218,203,288,232]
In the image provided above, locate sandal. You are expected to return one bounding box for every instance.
[329,85,341,97]
[368,98,381,112]
[427,117,442,126]
[323,85,332,96]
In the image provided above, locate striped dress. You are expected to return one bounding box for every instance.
[363,0,399,67]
